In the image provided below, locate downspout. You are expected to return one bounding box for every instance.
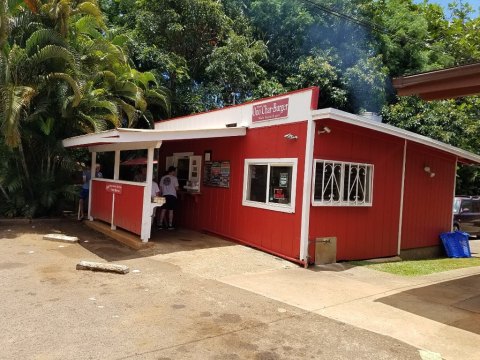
[300,117,316,267]
[452,157,458,230]
[397,140,407,255]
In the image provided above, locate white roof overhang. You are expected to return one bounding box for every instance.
[312,108,480,164]
[62,127,247,152]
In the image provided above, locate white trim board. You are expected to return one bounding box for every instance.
[312,108,480,164]
[63,127,247,150]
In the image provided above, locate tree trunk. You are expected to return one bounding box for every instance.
[18,142,33,198]
[0,183,9,201]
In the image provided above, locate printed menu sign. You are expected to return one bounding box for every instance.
[252,98,289,122]
[106,184,122,194]
[204,161,230,188]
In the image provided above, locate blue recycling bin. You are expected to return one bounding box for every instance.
[440,231,471,258]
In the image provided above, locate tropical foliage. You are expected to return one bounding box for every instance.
[0,0,169,217]
[1,0,480,216]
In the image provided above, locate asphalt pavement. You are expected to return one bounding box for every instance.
[1,219,477,359]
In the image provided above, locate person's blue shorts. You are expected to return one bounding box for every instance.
[79,188,89,200]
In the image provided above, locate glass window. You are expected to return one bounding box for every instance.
[243,159,297,213]
[461,200,472,212]
[312,159,373,206]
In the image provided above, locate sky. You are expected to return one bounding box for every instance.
[416,0,479,18]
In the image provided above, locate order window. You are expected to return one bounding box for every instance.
[312,159,373,206]
[243,158,297,213]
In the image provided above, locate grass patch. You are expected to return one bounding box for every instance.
[349,257,480,276]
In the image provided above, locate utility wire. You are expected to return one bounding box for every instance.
[300,0,391,36]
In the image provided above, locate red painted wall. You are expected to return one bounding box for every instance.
[401,143,456,249]
[309,121,404,261]
[158,121,308,260]
[113,183,144,235]
[90,180,144,235]
[91,180,113,223]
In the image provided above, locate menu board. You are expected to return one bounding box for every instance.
[204,161,230,188]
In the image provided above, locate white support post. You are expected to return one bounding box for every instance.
[88,152,96,221]
[451,157,458,231]
[114,150,120,180]
[111,150,120,230]
[140,147,154,242]
[300,118,315,265]
[111,194,116,230]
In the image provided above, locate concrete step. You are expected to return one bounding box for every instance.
[84,220,154,250]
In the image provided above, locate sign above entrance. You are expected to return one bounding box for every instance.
[106,184,122,194]
[252,98,289,122]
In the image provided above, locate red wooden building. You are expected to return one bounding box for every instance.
[63,87,480,265]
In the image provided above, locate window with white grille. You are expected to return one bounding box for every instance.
[312,160,373,206]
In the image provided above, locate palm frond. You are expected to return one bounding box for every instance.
[26,29,67,56]
[131,69,158,89]
[0,85,36,147]
[29,45,77,71]
[74,2,105,28]
[78,111,108,133]
[46,72,82,107]
[117,99,138,128]
[145,88,171,116]
[114,80,140,102]
[91,99,118,115]
[94,70,117,85]
[75,15,103,39]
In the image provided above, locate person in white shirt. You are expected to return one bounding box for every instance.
[151,179,160,197]
[158,166,179,230]
[151,177,162,227]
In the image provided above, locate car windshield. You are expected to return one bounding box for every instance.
[453,198,461,214]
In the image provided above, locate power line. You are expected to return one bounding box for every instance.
[300,0,390,36]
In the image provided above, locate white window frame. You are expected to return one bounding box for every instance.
[242,158,297,213]
[312,159,374,207]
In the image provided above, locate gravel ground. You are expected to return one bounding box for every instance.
[0,219,422,360]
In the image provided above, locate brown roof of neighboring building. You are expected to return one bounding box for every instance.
[392,62,480,100]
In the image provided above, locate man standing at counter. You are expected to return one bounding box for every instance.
[158,166,179,230]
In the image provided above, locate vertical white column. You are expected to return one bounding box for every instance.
[141,147,154,241]
[451,157,458,231]
[88,151,96,221]
[111,150,120,230]
[300,118,315,266]
[114,150,120,180]
[397,140,407,255]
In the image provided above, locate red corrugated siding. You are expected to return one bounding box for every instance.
[158,122,307,260]
[401,143,456,249]
[91,180,113,222]
[90,180,144,235]
[113,183,144,235]
[309,121,404,261]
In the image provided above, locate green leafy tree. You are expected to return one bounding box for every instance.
[0,0,169,217]
[205,32,267,105]
[286,50,348,109]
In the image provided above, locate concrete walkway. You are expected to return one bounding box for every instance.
[217,242,480,360]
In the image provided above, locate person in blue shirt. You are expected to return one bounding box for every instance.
[78,162,102,220]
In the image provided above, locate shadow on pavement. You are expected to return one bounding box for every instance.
[0,218,235,263]
[376,274,480,334]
